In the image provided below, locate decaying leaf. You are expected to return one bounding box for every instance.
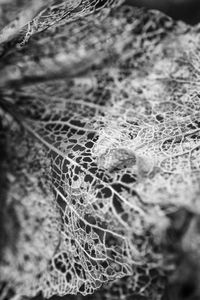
[0,1,200,300]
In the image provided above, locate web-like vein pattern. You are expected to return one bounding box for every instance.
[0,2,200,300]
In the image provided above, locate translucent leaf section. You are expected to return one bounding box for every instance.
[16,79,163,298]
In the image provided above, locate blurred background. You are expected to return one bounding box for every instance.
[126,0,200,24]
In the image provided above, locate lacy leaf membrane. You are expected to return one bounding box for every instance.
[0,1,200,300]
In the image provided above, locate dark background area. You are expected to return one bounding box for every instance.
[126,0,200,24]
